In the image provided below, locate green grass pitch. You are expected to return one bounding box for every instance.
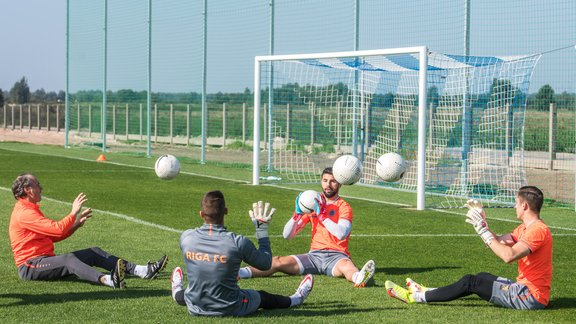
[0,142,575,323]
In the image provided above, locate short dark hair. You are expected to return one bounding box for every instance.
[322,167,333,177]
[12,173,35,200]
[517,186,544,213]
[201,190,226,221]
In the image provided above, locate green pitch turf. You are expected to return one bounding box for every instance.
[0,142,575,323]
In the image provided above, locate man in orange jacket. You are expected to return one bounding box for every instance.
[9,173,167,289]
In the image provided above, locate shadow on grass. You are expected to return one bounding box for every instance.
[548,298,576,309]
[249,301,381,317]
[0,288,168,307]
[377,266,461,275]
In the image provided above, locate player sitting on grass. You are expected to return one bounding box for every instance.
[238,167,375,288]
[385,186,552,310]
[170,190,314,316]
[9,173,167,289]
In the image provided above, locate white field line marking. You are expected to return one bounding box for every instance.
[2,147,575,233]
[0,187,182,234]
[2,188,576,237]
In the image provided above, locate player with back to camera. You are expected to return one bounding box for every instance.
[170,190,314,316]
[8,173,168,289]
[385,186,552,310]
[238,167,376,288]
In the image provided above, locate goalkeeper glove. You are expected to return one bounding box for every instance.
[249,201,276,239]
[465,199,486,220]
[314,193,328,221]
[465,208,494,245]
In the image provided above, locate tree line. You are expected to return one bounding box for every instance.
[1,76,572,112]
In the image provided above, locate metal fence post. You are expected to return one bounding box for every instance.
[11,104,15,130]
[548,103,556,170]
[242,102,246,145]
[19,104,23,129]
[46,105,50,131]
[57,104,60,132]
[170,104,173,145]
[77,103,80,132]
[37,104,40,130]
[126,103,129,140]
[222,102,226,147]
[112,104,116,139]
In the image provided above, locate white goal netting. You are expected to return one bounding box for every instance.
[255,48,541,208]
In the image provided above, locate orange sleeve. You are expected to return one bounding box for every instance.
[18,209,76,239]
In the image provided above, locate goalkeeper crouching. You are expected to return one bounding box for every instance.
[170,190,314,316]
[385,186,552,310]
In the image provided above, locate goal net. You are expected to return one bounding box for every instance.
[253,47,541,209]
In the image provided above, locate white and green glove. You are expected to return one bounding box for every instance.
[249,201,276,239]
[464,199,494,245]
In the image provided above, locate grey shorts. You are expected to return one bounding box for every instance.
[292,250,350,277]
[490,277,546,310]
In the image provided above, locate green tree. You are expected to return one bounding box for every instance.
[9,77,31,104]
[535,84,555,111]
[490,78,515,108]
[0,88,4,107]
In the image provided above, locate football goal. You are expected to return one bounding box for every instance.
[253,46,541,210]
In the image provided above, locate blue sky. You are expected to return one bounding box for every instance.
[0,0,66,93]
[1,1,574,94]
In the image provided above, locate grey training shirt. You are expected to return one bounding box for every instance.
[179,223,271,316]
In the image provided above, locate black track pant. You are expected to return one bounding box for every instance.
[425,272,497,302]
[18,247,137,284]
[173,290,291,309]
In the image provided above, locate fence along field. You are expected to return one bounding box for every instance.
[0,99,574,208]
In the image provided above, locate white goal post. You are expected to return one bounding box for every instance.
[252,46,540,210]
[253,47,429,210]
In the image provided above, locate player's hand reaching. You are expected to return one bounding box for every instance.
[74,208,93,228]
[71,193,88,216]
[465,199,494,245]
[249,201,276,239]
[465,199,486,220]
[314,193,327,221]
[294,192,305,215]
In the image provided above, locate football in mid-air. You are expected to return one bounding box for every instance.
[332,154,363,185]
[376,152,406,182]
[154,154,180,180]
[298,190,319,214]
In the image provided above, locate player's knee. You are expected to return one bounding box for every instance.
[271,256,297,273]
[270,256,284,269]
[459,274,475,290]
[90,246,104,254]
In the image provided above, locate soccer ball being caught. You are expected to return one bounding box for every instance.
[298,190,319,214]
[376,152,406,182]
[332,155,363,185]
[155,154,180,180]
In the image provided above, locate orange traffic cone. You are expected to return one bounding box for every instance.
[97,154,107,162]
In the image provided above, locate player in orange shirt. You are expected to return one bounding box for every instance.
[385,186,552,310]
[9,173,167,289]
[238,167,375,287]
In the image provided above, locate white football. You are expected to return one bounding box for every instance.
[298,190,319,214]
[155,154,180,180]
[332,155,362,185]
[376,152,406,182]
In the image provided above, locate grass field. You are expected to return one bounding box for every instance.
[0,142,575,323]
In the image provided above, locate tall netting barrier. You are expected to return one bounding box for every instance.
[254,48,541,208]
[64,0,575,208]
